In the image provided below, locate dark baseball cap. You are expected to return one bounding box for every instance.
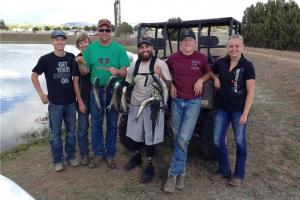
[180,29,196,41]
[51,30,67,39]
[137,37,152,47]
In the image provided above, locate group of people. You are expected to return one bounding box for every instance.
[31,18,255,192]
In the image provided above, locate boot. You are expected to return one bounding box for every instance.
[124,153,142,171]
[88,156,104,168]
[176,175,184,190]
[163,175,177,193]
[228,177,242,186]
[140,165,155,183]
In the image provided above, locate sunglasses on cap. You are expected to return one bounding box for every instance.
[98,29,111,33]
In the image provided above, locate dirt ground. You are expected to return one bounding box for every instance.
[1,47,300,200]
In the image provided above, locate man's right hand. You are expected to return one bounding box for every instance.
[214,77,221,89]
[76,57,90,75]
[75,56,85,65]
[40,94,49,104]
[78,99,87,113]
[170,83,177,98]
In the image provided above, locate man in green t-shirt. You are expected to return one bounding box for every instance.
[80,18,129,169]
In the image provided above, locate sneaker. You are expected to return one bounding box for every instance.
[228,177,242,186]
[88,156,104,168]
[124,153,142,171]
[176,175,184,190]
[105,157,116,169]
[80,157,89,166]
[140,165,155,183]
[68,158,79,167]
[163,175,177,193]
[54,163,64,172]
[209,173,231,181]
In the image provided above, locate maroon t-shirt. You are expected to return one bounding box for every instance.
[167,51,210,100]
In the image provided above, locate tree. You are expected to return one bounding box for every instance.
[118,22,133,39]
[0,19,9,30]
[91,25,97,31]
[242,0,300,51]
[53,27,62,30]
[133,24,140,32]
[44,26,51,31]
[62,26,70,31]
[84,26,91,31]
[32,27,39,33]
[164,17,182,41]
[111,24,115,32]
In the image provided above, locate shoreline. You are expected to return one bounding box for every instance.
[1,32,75,44]
[0,31,136,45]
[0,127,49,156]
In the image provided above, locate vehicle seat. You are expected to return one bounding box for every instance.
[151,38,166,58]
[199,36,219,64]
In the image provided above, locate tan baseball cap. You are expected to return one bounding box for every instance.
[97,19,112,28]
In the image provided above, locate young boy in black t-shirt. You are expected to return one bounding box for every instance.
[31,30,79,172]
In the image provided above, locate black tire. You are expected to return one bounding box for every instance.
[192,109,217,161]
[164,106,217,161]
[118,113,143,151]
[118,113,131,150]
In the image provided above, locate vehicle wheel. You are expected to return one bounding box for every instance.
[118,113,144,151]
[192,109,217,161]
[118,113,131,150]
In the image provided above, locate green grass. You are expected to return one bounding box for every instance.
[124,45,137,53]
[0,136,49,161]
[0,128,51,160]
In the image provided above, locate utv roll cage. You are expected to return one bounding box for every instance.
[137,17,242,63]
[137,17,242,109]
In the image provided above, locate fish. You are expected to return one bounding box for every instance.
[92,77,101,109]
[150,99,161,142]
[152,74,168,108]
[104,75,119,106]
[152,83,163,101]
[107,82,120,111]
[120,86,128,113]
[135,81,163,121]
[112,83,123,113]
[135,96,156,121]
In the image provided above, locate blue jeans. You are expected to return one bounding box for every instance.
[48,102,76,164]
[213,109,247,179]
[77,97,90,159]
[168,97,201,176]
[90,87,118,158]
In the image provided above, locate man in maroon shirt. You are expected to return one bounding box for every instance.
[164,30,211,192]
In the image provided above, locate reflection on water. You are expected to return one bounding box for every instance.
[0,44,137,152]
[1,78,31,113]
[0,44,80,152]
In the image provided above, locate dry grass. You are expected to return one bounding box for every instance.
[1,44,300,200]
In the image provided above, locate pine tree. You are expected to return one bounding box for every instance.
[242,0,300,51]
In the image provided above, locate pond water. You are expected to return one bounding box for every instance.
[0,43,80,152]
[0,43,137,152]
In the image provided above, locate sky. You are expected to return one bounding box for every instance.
[1,0,299,26]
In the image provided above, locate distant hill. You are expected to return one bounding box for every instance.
[64,22,94,27]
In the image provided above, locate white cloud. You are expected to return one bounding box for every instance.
[1,0,299,25]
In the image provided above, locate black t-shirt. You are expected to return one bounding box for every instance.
[71,53,91,101]
[212,55,255,112]
[32,52,76,105]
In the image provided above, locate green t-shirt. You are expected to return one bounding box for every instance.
[83,40,129,86]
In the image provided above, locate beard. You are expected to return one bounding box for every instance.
[138,51,152,61]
